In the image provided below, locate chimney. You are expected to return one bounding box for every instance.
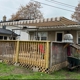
[3,15,6,21]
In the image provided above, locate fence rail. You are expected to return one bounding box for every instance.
[0,40,50,69]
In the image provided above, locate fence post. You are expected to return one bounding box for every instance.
[15,40,19,63]
[46,41,50,68]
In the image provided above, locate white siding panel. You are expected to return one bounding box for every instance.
[20,31,28,40]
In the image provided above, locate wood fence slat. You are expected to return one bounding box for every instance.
[46,42,49,68]
[15,41,19,63]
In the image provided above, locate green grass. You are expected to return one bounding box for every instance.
[0,62,80,79]
[0,63,15,73]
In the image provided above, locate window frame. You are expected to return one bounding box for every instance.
[4,36,7,40]
[55,31,64,41]
[34,32,48,40]
[77,31,80,44]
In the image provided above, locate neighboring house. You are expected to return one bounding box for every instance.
[0,16,30,40]
[1,16,80,44]
[3,25,29,40]
[0,26,19,40]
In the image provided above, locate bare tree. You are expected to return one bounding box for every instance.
[9,1,43,20]
[71,3,80,22]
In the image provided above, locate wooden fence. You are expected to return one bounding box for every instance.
[0,41,68,73]
[0,40,50,72]
[0,41,17,63]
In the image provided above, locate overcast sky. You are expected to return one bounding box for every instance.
[0,0,79,21]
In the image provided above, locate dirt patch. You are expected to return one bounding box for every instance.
[0,65,33,77]
[65,73,71,79]
[0,73,10,77]
[11,67,33,75]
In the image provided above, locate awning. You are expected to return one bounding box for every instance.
[0,17,78,27]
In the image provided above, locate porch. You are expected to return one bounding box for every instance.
[0,40,68,73]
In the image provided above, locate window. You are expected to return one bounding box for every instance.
[34,32,48,40]
[41,37,47,40]
[0,36,3,40]
[13,37,16,40]
[4,36,7,40]
[78,32,80,44]
[0,36,8,40]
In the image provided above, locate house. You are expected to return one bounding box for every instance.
[0,26,19,40]
[0,16,80,72]
[27,17,80,44]
[0,16,30,40]
[2,25,29,40]
[0,16,80,44]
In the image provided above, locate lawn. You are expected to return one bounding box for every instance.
[0,62,80,79]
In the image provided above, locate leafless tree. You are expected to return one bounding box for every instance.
[71,3,80,22]
[9,1,43,20]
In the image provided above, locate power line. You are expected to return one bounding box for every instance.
[32,0,75,12]
[46,0,76,9]
[32,0,80,13]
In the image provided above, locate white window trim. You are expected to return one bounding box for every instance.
[77,31,78,44]
[77,31,80,44]
[55,31,64,41]
[0,35,17,40]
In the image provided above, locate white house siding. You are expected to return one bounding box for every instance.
[19,31,29,40]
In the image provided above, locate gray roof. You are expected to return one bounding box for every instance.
[0,28,19,36]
